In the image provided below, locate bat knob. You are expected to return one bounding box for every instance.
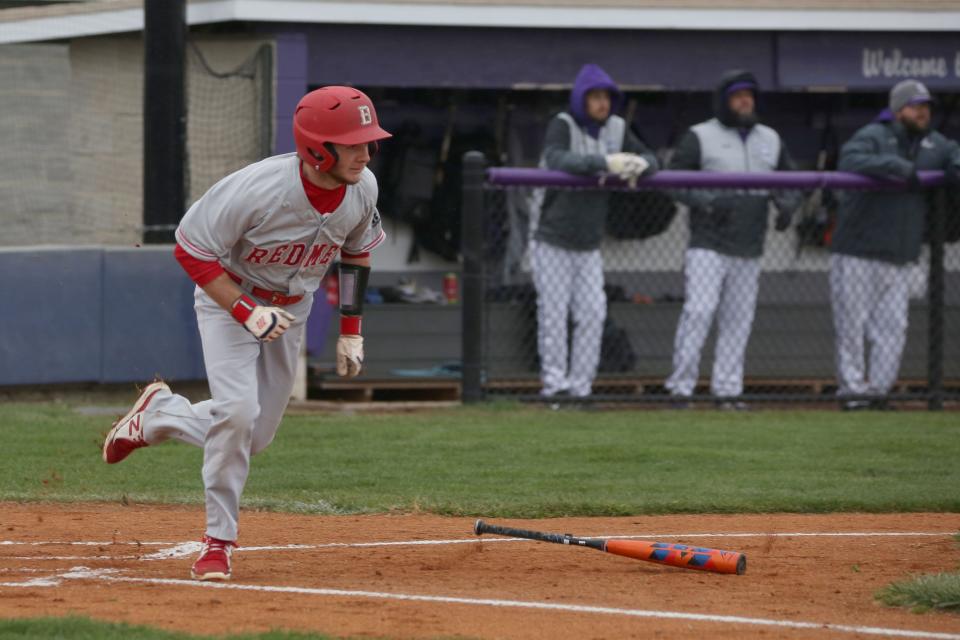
[474,519,485,536]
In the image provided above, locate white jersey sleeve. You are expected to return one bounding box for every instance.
[175,163,270,262]
[341,170,386,254]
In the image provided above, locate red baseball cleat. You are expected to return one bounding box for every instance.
[191,535,237,581]
[102,381,169,464]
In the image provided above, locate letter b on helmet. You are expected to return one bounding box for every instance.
[293,86,392,172]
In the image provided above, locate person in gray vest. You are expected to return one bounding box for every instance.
[531,63,658,400]
[830,79,960,410]
[665,70,799,409]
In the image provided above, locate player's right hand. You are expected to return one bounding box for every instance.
[244,306,295,342]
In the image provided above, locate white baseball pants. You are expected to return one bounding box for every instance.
[666,248,761,398]
[530,240,606,397]
[138,287,311,542]
[829,254,910,396]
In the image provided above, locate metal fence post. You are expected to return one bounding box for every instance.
[927,188,946,411]
[143,0,186,244]
[461,151,487,403]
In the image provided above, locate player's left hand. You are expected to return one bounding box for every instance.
[336,335,364,377]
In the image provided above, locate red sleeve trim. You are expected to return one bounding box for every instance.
[175,228,218,260]
[340,250,370,259]
[175,244,226,287]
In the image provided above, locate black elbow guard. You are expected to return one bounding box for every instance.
[338,263,370,316]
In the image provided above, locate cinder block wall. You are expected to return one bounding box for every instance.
[0,44,73,246]
[0,36,271,248]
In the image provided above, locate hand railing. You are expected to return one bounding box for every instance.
[486,167,946,190]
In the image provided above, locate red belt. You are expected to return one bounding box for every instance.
[228,272,304,306]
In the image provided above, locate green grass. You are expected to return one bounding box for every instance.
[1,402,959,516]
[875,527,960,615]
[0,616,337,639]
[876,573,960,613]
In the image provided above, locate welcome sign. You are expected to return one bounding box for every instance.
[779,33,960,89]
[862,48,959,81]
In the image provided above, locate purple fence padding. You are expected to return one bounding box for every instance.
[486,168,946,190]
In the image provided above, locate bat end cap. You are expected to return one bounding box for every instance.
[474,519,485,536]
[736,555,747,575]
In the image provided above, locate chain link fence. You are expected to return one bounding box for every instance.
[461,155,959,409]
[185,41,273,209]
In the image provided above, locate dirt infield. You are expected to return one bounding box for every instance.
[1,503,958,639]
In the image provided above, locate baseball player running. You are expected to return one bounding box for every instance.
[101,86,391,580]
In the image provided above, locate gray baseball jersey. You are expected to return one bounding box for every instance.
[141,152,386,542]
[176,152,385,294]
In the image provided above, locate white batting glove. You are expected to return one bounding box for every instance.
[605,152,631,175]
[336,335,364,377]
[605,153,650,185]
[244,306,295,342]
[231,294,296,343]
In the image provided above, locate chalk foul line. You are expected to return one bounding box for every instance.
[2,567,948,640]
[3,532,956,561]
[2,531,954,549]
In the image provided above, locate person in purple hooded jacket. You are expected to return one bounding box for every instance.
[529,63,658,401]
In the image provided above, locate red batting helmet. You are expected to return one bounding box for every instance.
[293,86,392,172]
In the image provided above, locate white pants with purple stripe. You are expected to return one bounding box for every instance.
[829,254,910,396]
[666,248,761,398]
[530,240,606,397]
[135,287,311,542]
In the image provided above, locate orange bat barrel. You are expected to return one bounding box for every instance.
[604,539,746,575]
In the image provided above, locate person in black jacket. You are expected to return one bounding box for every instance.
[830,79,960,409]
[530,63,658,400]
[665,70,799,409]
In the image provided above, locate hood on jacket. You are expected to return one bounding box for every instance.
[872,108,894,123]
[570,63,623,138]
[714,69,759,129]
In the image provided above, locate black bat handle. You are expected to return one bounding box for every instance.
[474,520,604,551]
[475,519,568,544]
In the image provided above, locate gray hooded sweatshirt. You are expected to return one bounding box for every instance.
[534,64,658,251]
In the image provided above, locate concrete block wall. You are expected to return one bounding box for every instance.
[0,36,270,248]
[70,36,144,245]
[0,44,73,246]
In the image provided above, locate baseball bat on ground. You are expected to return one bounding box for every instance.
[474,520,746,575]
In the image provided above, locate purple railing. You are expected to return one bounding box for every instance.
[486,168,946,190]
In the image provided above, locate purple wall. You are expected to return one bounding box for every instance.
[274,32,308,154]
[264,25,775,90]
[263,25,960,93]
